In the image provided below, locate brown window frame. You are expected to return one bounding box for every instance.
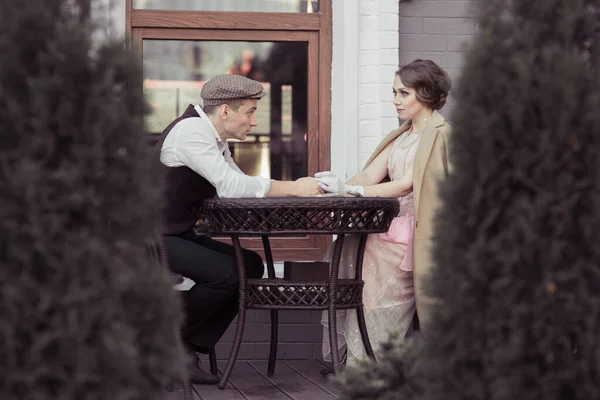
[126,1,332,261]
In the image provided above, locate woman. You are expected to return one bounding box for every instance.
[317,59,452,364]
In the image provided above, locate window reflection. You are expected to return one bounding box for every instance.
[143,40,308,181]
[133,0,320,13]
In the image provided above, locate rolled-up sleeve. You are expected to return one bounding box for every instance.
[174,119,271,198]
[251,175,271,198]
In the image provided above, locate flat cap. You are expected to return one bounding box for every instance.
[201,74,267,106]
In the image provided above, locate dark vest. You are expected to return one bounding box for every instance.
[158,104,217,235]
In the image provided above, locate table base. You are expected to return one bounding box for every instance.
[218,234,375,389]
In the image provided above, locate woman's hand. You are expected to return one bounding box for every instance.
[315,171,364,196]
[315,171,345,193]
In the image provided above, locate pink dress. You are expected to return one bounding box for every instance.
[322,131,420,364]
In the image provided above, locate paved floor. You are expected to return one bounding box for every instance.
[165,359,340,400]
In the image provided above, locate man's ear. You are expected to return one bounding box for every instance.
[219,104,229,120]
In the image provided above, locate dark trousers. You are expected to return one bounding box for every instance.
[164,235,264,352]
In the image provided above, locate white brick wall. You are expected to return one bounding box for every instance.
[356,0,400,170]
[398,0,481,121]
[92,0,126,39]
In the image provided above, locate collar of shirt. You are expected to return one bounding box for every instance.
[195,104,225,147]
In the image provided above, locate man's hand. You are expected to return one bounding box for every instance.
[294,177,323,196]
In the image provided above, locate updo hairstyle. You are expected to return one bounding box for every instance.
[396,59,451,110]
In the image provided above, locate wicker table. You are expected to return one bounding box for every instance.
[203,197,399,389]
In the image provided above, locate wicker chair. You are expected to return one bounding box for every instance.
[148,236,218,399]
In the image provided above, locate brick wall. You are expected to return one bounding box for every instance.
[199,310,324,361]
[204,1,407,361]
[198,0,483,363]
[357,0,401,169]
[398,0,480,120]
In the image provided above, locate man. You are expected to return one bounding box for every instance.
[157,74,321,384]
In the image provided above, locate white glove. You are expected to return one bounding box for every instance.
[315,171,364,196]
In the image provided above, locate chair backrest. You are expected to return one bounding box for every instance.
[148,236,186,287]
[147,237,195,400]
[148,235,169,270]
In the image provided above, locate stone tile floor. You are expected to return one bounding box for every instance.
[165,359,340,400]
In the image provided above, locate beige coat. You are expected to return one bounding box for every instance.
[363,110,451,329]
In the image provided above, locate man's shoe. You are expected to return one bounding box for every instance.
[187,348,218,385]
[189,363,219,385]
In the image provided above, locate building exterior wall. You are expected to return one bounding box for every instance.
[330,0,400,181]
[331,0,480,177]
[398,0,480,121]
[105,0,480,361]
[356,0,401,170]
[92,0,125,39]
[201,310,325,361]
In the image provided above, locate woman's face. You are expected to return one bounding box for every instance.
[392,75,428,122]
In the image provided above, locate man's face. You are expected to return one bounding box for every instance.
[223,99,258,141]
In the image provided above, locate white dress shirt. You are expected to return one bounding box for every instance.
[160,105,271,198]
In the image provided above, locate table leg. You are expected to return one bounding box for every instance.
[354,233,375,359]
[261,235,279,377]
[328,234,345,374]
[218,234,247,389]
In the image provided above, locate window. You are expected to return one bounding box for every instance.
[126,0,332,260]
[143,40,309,181]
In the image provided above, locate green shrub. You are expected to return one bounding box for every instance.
[0,1,186,398]
[341,1,600,399]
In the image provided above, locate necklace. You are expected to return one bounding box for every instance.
[409,116,429,136]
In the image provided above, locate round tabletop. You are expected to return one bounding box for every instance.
[203,196,400,235]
